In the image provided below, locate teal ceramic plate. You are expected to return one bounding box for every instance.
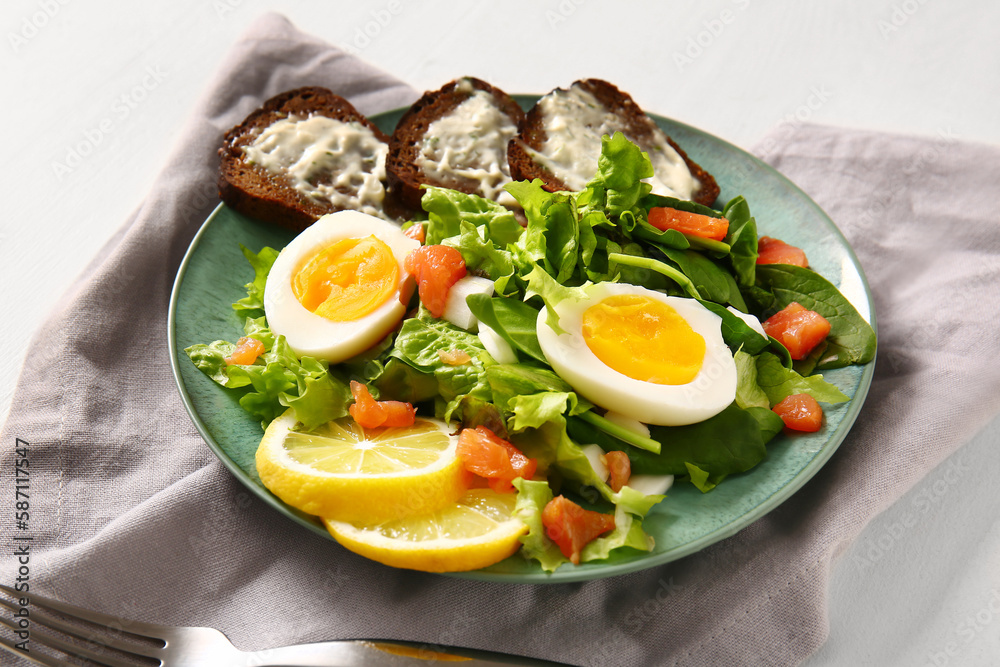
[168,98,876,583]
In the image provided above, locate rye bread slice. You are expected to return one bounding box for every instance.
[507,79,720,207]
[385,77,525,213]
[218,87,391,232]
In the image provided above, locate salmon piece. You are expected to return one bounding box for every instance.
[541,495,616,564]
[403,222,425,243]
[648,207,729,241]
[602,451,631,493]
[757,236,808,267]
[773,393,823,432]
[403,245,467,318]
[348,381,416,429]
[762,302,831,360]
[225,337,265,366]
[456,426,537,493]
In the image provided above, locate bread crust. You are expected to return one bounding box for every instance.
[507,79,720,207]
[217,87,391,232]
[385,77,525,213]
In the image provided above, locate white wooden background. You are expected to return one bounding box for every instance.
[3,1,998,664]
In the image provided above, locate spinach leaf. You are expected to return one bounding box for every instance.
[696,300,770,355]
[721,196,759,287]
[567,403,780,486]
[638,192,726,219]
[745,406,785,443]
[507,181,581,283]
[754,351,849,405]
[661,247,747,309]
[485,364,590,416]
[755,265,877,368]
[734,350,770,410]
[466,293,546,364]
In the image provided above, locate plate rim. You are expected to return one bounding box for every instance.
[168,99,877,584]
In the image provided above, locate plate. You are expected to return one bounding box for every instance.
[168,97,876,583]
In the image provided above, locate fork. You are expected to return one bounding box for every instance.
[0,585,572,667]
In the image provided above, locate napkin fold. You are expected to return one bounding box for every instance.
[3,13,1000,667]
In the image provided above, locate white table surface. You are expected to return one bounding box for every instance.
[4,1,998,664]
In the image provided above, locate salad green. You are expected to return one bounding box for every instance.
[186,131,876,572]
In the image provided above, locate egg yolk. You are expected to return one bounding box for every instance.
[291,236,399,322]
[582,294,705,385]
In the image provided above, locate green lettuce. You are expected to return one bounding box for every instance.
[381,311,500,427]
[185,316,350,430]
[232,244,279,317]
[513,478,655,573]
[421,186,522,248]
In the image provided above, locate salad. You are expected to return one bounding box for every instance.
[185,132,876,573]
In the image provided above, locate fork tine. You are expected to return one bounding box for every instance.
[0,594,162,660]
[0,584,168,643]
[0,614,138,667]
[0,630,78,667]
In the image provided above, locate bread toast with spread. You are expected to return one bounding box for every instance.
[507,79,719,206]
[218,87,391,232]
[386,77,525,213]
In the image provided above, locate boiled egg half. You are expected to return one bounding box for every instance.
[535,282,737,426]
[263,210,419,363]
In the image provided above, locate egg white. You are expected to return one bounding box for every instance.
[263,210,419,363]
[535,282,737,426]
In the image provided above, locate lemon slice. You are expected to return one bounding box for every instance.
[256,409,469,523]
[323,488,529,572]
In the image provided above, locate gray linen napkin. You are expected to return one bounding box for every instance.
[3,13,1000,667]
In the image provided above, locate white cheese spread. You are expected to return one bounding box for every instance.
[242,114,388,219]
[415,88,518,206]
[530,85,699,199]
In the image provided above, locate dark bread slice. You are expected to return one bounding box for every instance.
[507,79,720,207]
[218,87,391,232]
[385,77,525,213]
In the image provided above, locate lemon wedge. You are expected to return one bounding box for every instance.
[323,488,528,572]
[256,409,469,523]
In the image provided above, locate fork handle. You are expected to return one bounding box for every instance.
[245,638,575,666]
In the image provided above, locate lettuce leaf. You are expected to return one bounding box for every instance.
[421,186,522,248]
[442,221,516,295]
[386,312,499,426]
[513,478,655,573]
[577,131,654,217]
[185,316,350,430]
[512,478,566,572]
[232,245,280,318]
